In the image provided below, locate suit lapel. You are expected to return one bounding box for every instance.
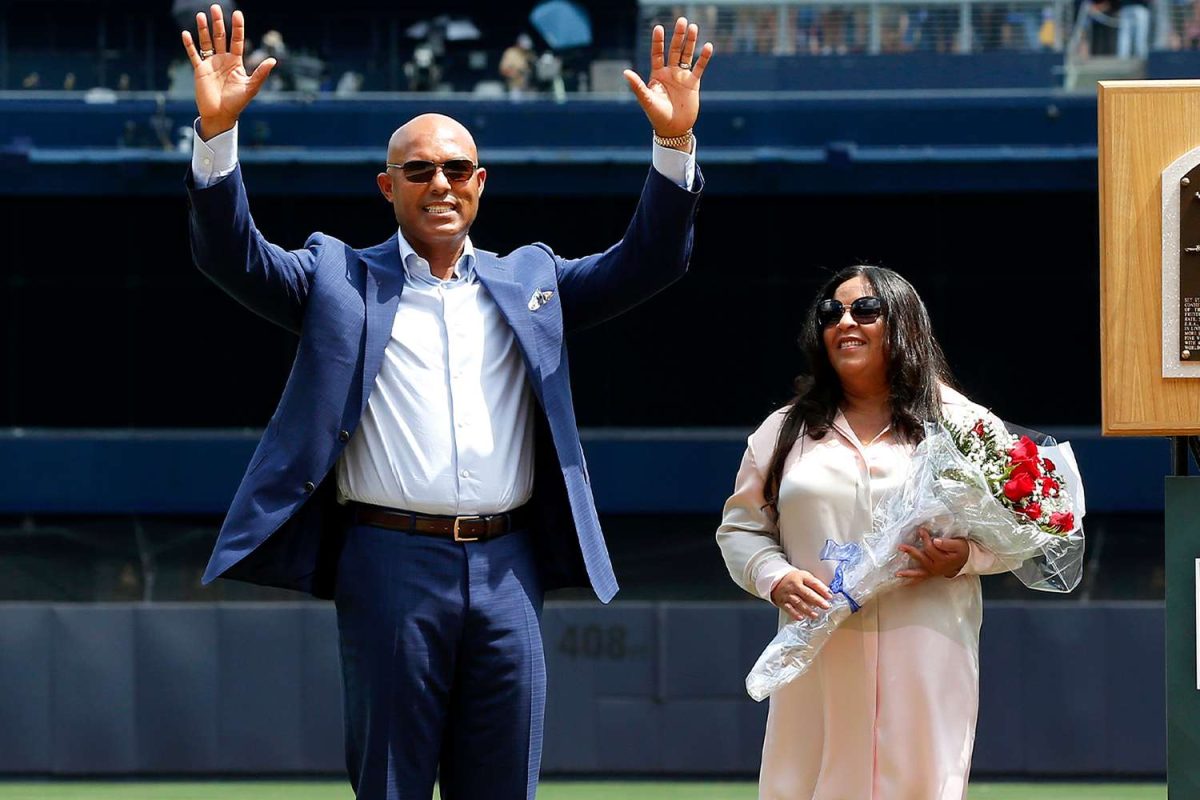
[358,234,404,417]
[474,250,542,382]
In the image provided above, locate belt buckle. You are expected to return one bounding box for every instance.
[453,515,482,543]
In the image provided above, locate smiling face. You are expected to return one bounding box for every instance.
[822,275,888,390]
[375,114,486,256]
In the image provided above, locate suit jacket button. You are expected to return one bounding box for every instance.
[303,481,316,493]
[338,430,350,442]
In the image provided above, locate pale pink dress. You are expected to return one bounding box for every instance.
[716,389,1005,800]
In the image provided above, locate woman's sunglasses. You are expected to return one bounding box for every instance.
[817,296,883,328]
[385,159,479,184]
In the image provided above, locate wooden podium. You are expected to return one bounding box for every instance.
[1100,80,1200,435]
[1099,80,1200,796]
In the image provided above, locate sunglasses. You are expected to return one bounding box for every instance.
[385,159,478,184]
[817,296,883,327]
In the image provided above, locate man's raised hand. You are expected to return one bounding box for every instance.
[623,17,714,145]
[180,6,275,140]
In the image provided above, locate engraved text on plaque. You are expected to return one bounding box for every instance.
[1181,166,1200,361]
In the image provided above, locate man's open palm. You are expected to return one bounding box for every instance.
[623,17,714,138]
[180,5,275,138]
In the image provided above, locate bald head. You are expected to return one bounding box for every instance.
[376,113,486,272]
[387,113,478,164]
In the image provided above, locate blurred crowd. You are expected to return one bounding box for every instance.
[14,0,594,96]
[660,0,1200,55]
[673,3,1051,54]
[12,0,1200,96]
[1080,0,1200,57]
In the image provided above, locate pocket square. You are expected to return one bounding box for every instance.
[527,289,555,311]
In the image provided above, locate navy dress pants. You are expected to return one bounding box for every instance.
[334,524,546,800]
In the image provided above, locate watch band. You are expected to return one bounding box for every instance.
[653,129,693,150]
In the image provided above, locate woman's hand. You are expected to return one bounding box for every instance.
[771,569,834,621]
[897,527,969,582]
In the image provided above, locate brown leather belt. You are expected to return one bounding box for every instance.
[349,502,529,543]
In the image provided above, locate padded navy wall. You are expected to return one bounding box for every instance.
[0,605,343,773]
[702,53,1064,92]
[0,430,1178,514]
[0,93,1099,195]
[0,602,1166,776]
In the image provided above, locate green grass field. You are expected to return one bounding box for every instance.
[0,782,1168,800]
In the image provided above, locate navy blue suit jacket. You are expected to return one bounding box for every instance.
[187,164,702,602]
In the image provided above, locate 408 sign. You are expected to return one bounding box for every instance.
[556,624,649,660]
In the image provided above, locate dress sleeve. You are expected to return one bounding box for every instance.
[956,541,1010,576]
[716,413,796,600]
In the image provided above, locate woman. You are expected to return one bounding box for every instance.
[716,266,1007,800]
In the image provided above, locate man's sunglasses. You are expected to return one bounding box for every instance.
[385,159,479,184]
[817,296,883,328]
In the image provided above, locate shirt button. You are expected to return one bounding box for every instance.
[203,157,211,166]
[460,469,470,478]
[338,430,350,442]
[303,481,316,493]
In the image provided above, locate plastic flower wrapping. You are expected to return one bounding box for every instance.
[744,416,1086,702]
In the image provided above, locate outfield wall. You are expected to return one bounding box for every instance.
[0,430,1174,515]
[0,601,1164,777]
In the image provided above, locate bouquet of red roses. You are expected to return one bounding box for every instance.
[935,415,1083,592]
[946,417,1075,536]
[745,416,1085,701]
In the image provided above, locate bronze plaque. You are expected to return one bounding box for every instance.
[1184,165,1200,360]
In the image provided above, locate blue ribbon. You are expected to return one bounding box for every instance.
[820,540,862,613]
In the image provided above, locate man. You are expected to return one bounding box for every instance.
[499,33,536,97]
[180,6,712,799]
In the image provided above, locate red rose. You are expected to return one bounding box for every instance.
[972,419,985,437]
[1041,477,1060,497]
[1011,458,1042,480]
[1050,512,1075,532]
[1021,502,1043,520]
[1043,457,1057,473]
[1003,472,1036,501]
[1010,436,1040,463]
[1008,436,1042,482]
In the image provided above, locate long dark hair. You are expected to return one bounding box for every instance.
[762,266,956,516]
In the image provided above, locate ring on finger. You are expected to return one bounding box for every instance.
[678,60,692,69]
[199,48,215,59]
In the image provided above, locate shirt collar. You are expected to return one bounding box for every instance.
[832,408,893,450]
[396,228,475,286]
